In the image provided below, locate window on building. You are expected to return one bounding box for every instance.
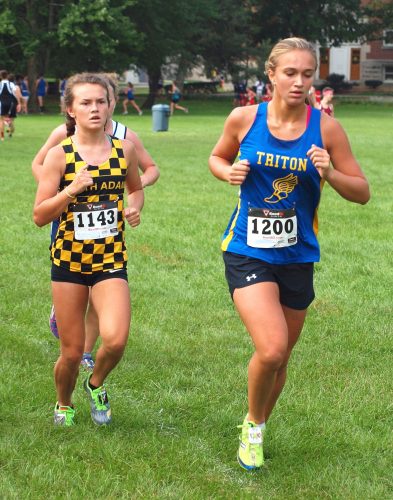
[384,65,393,82]
[383,30,393,47]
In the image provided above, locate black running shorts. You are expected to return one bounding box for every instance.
[223,251,315,310]
[51,264,128,287]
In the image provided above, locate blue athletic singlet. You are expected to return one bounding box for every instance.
[221,103,324,264]
[37,78,46,96]
[21,80,30,97]
[127,89,134,100]
[60,79,67,97]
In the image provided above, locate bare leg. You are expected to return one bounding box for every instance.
[0,117,4,140]
[175,103,188,113]
[234,282,307,424]
[122,99,128,113]
[38,96,44,112]
[8,118,15,136]
[89,278,131,387]
[264,305,307,421]
[130,100,142,114]
[84,297,100,353]
[52,282,89,406]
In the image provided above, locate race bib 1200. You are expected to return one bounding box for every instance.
[247,207,297,248]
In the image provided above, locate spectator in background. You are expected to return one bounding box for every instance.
[35,74,48,114]
[307,85,321,108]
[19,75,30,114]
[59,76,67,114]
[0,70,22,140]
[262,82,273,102]
[246,87,257,106]
[319,87,334,116]
[255,79,264,102]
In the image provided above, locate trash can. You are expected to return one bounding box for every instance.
[152,104,170,132]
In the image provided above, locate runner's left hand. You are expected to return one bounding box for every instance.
[307,144,331,179]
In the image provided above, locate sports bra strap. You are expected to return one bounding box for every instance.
[306,105,312,127]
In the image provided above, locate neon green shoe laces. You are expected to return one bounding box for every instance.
[84,375,112,426]
[54,403,75,426]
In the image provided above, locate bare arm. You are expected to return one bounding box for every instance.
[208,107,253,184]
[33,146,93,226]
[13,85,22,111]
[122,141,144,227]
[31,124,67,183]
[125,129,160,187]
[307,114,370,204]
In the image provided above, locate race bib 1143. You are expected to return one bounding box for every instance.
[71,201,118,240]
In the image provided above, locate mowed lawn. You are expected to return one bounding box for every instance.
[0,100,392,499]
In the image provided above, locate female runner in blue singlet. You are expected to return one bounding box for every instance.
[122,82,142,115]
[209,37,370,471]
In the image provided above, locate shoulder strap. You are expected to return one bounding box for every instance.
[112,120,127,140]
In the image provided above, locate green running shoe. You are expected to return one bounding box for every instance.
[237,416,265,470]
[54,403,75,426]
[83,374,112,426]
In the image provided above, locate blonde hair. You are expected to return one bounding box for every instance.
[265,37,317,77]
[64,73,109,136]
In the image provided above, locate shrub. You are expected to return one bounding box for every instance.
[325,73,353,93]
[365,79,383,89]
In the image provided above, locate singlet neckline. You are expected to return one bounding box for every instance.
[265,103,312,143]
[69,134,113,168]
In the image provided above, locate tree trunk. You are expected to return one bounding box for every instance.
[142,68,161,109]
[26,0,38,110]
[175,55,190,92]
[44,0,56,75]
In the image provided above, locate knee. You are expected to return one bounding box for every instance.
[256,346,287,371]
[61,347,84,368]
[101,334,128,358]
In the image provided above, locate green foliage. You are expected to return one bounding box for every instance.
[250,0,369,46]
[0,0,140,77]
[57,0,140,72]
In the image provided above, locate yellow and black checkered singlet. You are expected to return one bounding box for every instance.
[51,136,128,274]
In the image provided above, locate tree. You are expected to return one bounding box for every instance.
[0,0,140,97]
[250,0,370,46]
[363,0,393,39]
[57,0,140,73]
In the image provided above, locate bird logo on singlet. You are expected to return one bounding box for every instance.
[264,174,298,203]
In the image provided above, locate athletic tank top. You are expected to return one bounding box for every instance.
[111,120,127,139]
[222,103,324,264]
[21,80,29,97]
[0,81,16,102]
[320,105,332,116]
[51,136,128,273]
[37,78,46,94]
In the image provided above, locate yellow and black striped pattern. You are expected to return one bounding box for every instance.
[51,136,128,274]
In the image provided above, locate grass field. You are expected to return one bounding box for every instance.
[0,100,392,499]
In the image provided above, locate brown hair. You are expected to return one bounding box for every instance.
[64,73,110,137]
[265,37,317,78]
[99,73,118,100]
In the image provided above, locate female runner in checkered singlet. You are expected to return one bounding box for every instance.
[33,73,144,427]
